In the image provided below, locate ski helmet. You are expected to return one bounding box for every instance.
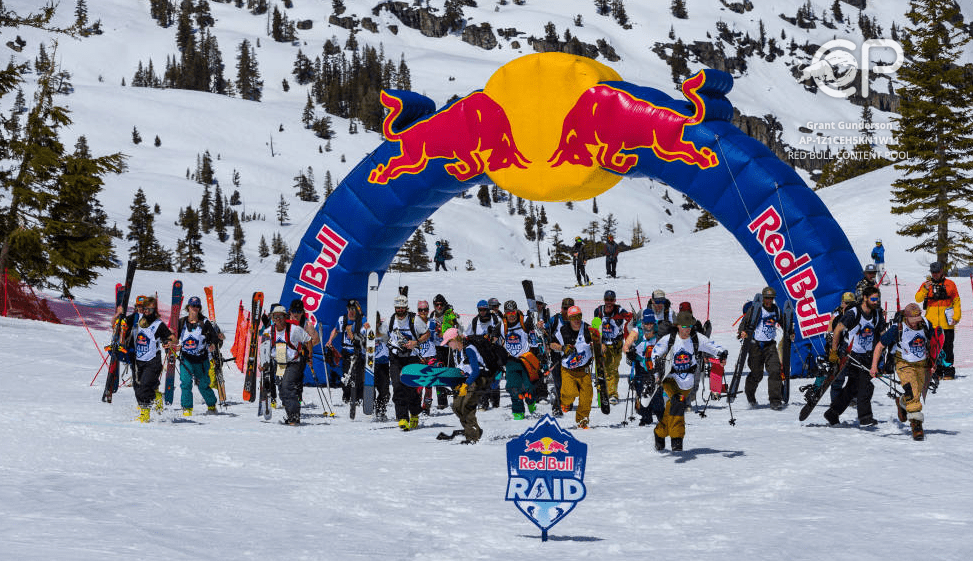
[289,299,304,314]
[875,239,882,244]
[504,300,518,312]
[604,290,616,300]
[433,293,447,305]
[864,264,878,273]
[566,305,582,319]
[393,295,408,308]
[762,287,776,298]
[488,297,501,308]
[641,309,656,325]
[187,296,202,308]
[476,299,489,309]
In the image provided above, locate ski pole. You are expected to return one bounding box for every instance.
[71,298,107,362]
[621,362,634,426]
[698,361,715,419]
[706,281,711,323]
[895,275,901,314]
[636,290,642,310]
[308,355,334,417]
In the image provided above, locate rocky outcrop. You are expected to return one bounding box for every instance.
[462,23,498,50]
[372,1,450,38]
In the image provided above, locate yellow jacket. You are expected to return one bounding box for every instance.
[915,278,961,330]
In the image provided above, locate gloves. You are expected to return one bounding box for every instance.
[456,383,468,397]
[717,350,728,362]
[828,348,839,363]
[563,344,576,356]
[625,348,637,364]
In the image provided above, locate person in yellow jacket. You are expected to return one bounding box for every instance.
[915,262,961,379]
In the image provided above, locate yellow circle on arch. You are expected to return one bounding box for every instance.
[483,53,624,202]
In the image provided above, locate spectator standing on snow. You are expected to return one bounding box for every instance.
[871,240,888,285]
[604,234,620,278]
[916,262,961,380]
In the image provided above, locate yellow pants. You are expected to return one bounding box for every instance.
[896,355,929,414]
[604,340,623,398]
[560,366,592,425]
[655,378,692,439]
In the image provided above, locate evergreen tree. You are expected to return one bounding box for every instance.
[126,188,173,271]
[422,219,435,235]
[389,228,430,272]
[232,219,245,246]
[275,252,290,273]
[213,183,227,242]
[592,197,599,214]
[235,39,263,101]
[132,126,142,144]
[276,194,290,225]
[175,205,206,272]
[258,234,270,258]
[670,0,688,19]
[302,93,315,128]
[0,48,126,292]
[294,168,318,201]
[199,149,214,184]
[154,135,161,147]
[611,0,628,26]
[889,0,973,266]
[74,0,88,29]
[200,183,212,233]
[323,171,334,198]
[220,240,249,273]
[516,196,526,215]
[831,0,843,22]
[477,184,491,207]
[594,0,610,16]
[548,223,572,265]
[601,212,617,239]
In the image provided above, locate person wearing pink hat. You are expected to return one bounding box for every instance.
[443,328,488,443]
[548,305,594,429]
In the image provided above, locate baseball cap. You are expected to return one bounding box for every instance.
[187,296,202,308]
[566,305,582,319]
[270,304,287,316]
[864,264,878,273]
[841,292,856,304]
[488,297,500,308]
[651,289,665,300]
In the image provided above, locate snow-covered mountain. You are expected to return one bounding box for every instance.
[7,0,969,285]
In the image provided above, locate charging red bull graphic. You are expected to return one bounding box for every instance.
[506,415,587,541]
[368,90,530,184]
[549,71,719,173]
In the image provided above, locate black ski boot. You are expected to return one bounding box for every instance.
[910,419,924,441]
[670,438,683,452]
[823,409,839,426]
[654,434,666,451]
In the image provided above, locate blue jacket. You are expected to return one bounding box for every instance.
[871,245,885,264]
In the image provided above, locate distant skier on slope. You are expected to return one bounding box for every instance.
[571,236,590,286]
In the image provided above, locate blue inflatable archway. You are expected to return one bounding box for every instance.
[282,54,860,380]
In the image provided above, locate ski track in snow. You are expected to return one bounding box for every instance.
[2,316,972,560]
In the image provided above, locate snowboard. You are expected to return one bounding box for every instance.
[589,317,610,415]
[400,364,467,388]
[103,261,136,403]
[163,280,183,406]
[708,357,725,395]
[727,294,762,404]
[348,336,362,420]
[780,299,794,404]
[798,340,853,421]
[364,271,379,415]
[203,286,228,408]
[242,292,264,402]
[923,326,946,399]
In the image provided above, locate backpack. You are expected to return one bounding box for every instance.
[466,334,506,373]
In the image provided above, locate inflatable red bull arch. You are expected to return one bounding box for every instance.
[282,53,860,379]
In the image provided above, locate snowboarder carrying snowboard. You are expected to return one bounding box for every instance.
[622,309,663,426]
[388,295,430,431]
[869,303,937,440]
[737,287,792,410]
[443,328,488,443]
[263,304,318,425]
[824,286,885,428]
[548,305,594,429]
[650,310,727,451]
[174,296,222,416]
[113,296,176,422]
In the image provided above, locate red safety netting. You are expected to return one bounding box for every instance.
[2,270,61,324]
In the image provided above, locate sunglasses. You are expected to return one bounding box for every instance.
[868,297,880,302]
[143,307,155,312]
[652,299,665,305]
[679,324,693,329]
[605,299,616,303]
[434,302,444,307]
[568,314,582,320]
[417,308,429,312]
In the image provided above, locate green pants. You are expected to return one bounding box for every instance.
[505,359,534,414]
[180,359,217,409]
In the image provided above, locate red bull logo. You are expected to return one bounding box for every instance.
[548,71,719,173]
[368,91,530,184]
[524,437,569,455]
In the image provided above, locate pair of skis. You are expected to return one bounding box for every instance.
[203,286,229,408]
[102,260,137,403]
[521,279,559,414]
[163,280,183,406]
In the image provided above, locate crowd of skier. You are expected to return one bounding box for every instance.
[108,254,961,448]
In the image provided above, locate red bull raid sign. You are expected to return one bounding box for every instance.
[506,415,587,541]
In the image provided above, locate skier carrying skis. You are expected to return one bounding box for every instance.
[388,295,430,431]
[593,289,633,404]
[264,304,319,425]
[443,328,487,443]
[530,295,552,403]
[289,299,309,404]
[571,236,590,286]
[824,285,885,428]
[467,299,502,410]
[855,264,880,304]
[603,234,619,278]
[113,296,176,422]
[869,303,936,440]
[543,297,575,416]
[549,305,594,429]
[373,312,392,420]
[650,310,727,451]
[737,287,792,410]
[326,299,367,404]
[500,300,538,420]
[647,290,676,336]
[623,309,663,426]
[174,296,223,416]
[916,261,961,380]
[416,300,440,414]
[871,240,888,285]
